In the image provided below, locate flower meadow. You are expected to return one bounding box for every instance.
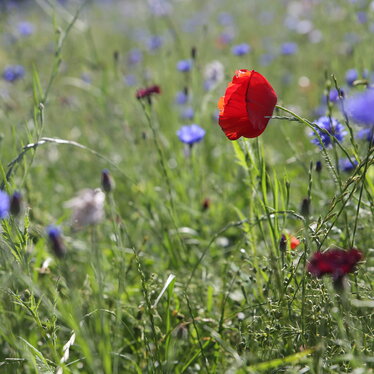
[0,0,373,373]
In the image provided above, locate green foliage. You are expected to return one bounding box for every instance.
[0,0,373,373]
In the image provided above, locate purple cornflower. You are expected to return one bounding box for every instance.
[328,88,344,103]
[148,35,163,51]
[0,191,10,219]
[175,90,188,105]
[218,12,233,26]
[281,42,298,55]
[17,21,34,36]
[231,43,251,56]
[357,127,374,142]
[46,225,66,258]
[345,68,358,86]
[128,49,143,65]
[180,107,194,120]
[124,74,137,86]
[217,32,234,46]
[310,116,347,148]
[339,158,358,172]
[260,53,274,66]
[3,65,25,82]
[345,88,374,126]
[177,124,205,145]
[177,60,192,72]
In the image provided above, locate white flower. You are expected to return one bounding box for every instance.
[65,188,105,230]
[203,60,224,84]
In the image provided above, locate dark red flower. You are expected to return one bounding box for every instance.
[217,69,277,140]
[307,248,363,280]
[136,85,161,99]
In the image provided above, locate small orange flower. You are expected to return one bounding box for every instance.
[217,69,277,140]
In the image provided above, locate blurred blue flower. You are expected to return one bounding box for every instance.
[175,90,188,105]
[231,43,251,56]
[148,35,163,51]
[17,21,34,36]
[81,72,91,83]
[329,88,344,103]
[47,225,61,239]
[124,74,137,86]
[128,49,143,65]
[345,68,358,86]
[177,59,192,72]
[260,53,274,66]
[177,124,205,145]
[180,107,194,120]
[345,88,374,125]
[148,0,171,16]
[0,191,10,219]
[2,65,25,82]
[310,116,347,148]
[281,42,298,55]
[218,32,234,45]
[356,127,374,142]
[357,11,367,24]
[46,225,66,258]
[339,158,358,172]
[218,12,233,26]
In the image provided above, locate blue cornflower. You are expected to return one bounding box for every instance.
[281,42,298,55]
[218,12,233,26]
[175,90,188,105]
[123,74,137,86]
[345,88,374,125]
[128,49,143,65]
[148,35,163,51]
[260,53,274,66]
[356,11,367,24]
[177,59,192,72]
[231,43,251,56]
[46,225,66,258]
[356,127,374,142]
[0,191,10,219]
[218,32,234,45]
[17,21,34,36]
[345,68,358,86]
[339,158,358,172]
[177,124,205,145]
[3,65,25,82]
[328,88,344,103]
[310,116,347,148]
[180,107,194,120]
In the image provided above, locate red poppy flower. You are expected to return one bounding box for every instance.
[217,69,277,140]
[136,85,161,99]
[307,248,363,280]
[289,235,300,250]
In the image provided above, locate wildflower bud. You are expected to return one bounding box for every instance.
[279,234,287,252]
[173,323,188,340]
[46,225,66,258]
[183,86,188,96]
[202,198,210,211]
[191,46,197,60]
[315,160,322,173]
[101,169,114,193]
[113,50,119,62]
[300,198,311,217]
[10,191,22,217]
